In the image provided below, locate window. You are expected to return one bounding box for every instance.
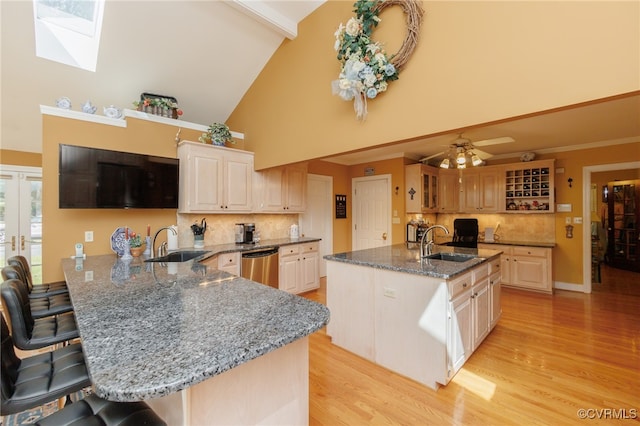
[33,0,105,72]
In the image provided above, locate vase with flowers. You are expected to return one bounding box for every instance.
[199,123,234,146]
[129,233,145,257]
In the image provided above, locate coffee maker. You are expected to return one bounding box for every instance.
[235,223,255,244]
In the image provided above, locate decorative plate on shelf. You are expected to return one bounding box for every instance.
[110,227,128,256]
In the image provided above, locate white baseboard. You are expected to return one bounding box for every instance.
[554,281,589,293]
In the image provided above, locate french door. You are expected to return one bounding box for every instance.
[0,166,43,283]
[607,179,639,272]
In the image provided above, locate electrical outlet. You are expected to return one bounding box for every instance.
[383,287,397,298]
[85,231,94,242]
[85,271,93,281]
[573,217,583,224]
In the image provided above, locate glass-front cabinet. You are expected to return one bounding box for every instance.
[607,180,639,272]
[405,164,438,213]
[503,159,555,213]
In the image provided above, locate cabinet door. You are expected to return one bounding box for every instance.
[460,171,479,212]
[472,279,490,349]
[489,272,502,329]
[218,252,240,276]
[223,152,253,211]
[260,168,286,212]
[479,169,499,212]
[279,254,299,293]
[449,290,472,375]
[300,251,319,292]
[285,165,307,212]
[180,145,223,212]
[512,255,548,290]
[439,169,460,213]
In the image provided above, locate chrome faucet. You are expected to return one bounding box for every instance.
[152,226,177,258]
[420,225,450,258]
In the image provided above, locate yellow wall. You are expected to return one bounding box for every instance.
[41,115,203,281]
[228,1,640,169]
[0,150,42,167]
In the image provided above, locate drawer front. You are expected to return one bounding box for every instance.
[472,264,490,282]
[280,245,300,257]
[301,242,318,254]
[488,258,501,274]
[218,252,239,267]
[512,246,548,257]
[448,271,473,299]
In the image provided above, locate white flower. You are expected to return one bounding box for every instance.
[377,81,388,92]
[345,17,361,37]
[351,60,366,74]
[374,52,386,66]
[334,23,344,38]
[339,78,353,90]
[364,73,377,87]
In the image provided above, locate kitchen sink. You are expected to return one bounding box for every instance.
[145,250,209,263]
[424,252,476,263]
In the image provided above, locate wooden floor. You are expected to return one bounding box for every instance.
[303,269,640,425]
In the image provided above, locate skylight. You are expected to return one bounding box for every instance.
[33,0,105,72]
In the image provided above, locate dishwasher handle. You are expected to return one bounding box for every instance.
[241,248,279,258]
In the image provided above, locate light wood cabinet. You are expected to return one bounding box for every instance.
[438,168,460,213]
[459,168,500,213]
[478,243,553,294]
[255,164,307,213]
[178,141,253,213]
[503,159,555,212]
[405,164,439,213]
[279,242,319,294]
[199,252,241,276]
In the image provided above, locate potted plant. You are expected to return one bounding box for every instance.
[133,96,183,119]
[199,123,234,146]
[129,233,145,257]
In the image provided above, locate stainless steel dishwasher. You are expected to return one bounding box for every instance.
[241,248,279,288]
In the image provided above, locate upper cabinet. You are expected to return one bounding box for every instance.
[503,159,555,213]
[405,164,439,213]
[254,164,307,213]
[438,169,460,213]
[459,168,500,213]
[178,141,253,213]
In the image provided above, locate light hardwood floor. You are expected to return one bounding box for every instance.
[303,270,640,425]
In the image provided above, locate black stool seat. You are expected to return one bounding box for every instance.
[34,394,167,426]
[1,279,79,350]
[2,266,73,319]
[6,256,69,298]
[1,316,91,415]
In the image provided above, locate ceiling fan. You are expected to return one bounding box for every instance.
[418,135,515,168]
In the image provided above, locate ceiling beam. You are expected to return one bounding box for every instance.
[225,0,297,39]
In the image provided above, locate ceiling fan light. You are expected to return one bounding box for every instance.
[456,151,466,165]
[471,154,482,166]
[457,162,466,169]
[440,158,450,168]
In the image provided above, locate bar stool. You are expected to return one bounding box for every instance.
[33,394,167,426]
[6,255,68,297]
[1,279,79,350]
[2,266,73,319]
[0,315,90,415]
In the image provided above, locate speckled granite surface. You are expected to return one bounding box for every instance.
[324,244,502,279]
[61,253,329,402]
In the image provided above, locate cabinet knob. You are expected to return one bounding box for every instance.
[463,282,468,288]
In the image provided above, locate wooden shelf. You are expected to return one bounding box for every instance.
[40,105,244,140]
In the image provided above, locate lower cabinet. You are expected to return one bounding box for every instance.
[200,252,241,276]
[478,243,553,294]
[279,242,319,294]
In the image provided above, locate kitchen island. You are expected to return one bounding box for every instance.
[324,244,502,390]
[61,254,329,426]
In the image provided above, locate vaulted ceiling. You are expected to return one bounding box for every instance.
[1,1,638,165]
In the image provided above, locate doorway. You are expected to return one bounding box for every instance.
[582,161,640,293]
[0,166,43,283]
[352,175,391,251]
[299,174,333,277]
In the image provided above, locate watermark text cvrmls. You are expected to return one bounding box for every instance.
[577,408,637,420]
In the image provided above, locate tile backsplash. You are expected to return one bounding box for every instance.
[176,213,299,248]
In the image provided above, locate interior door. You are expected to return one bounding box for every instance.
[0,166,43,283]
[352,175,391,251]
[607,179,639,272]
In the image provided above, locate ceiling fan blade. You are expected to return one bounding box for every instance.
[473,136,515,147]
[419,151,445,162]
[471,147,494,160]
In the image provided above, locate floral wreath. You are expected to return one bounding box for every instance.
[332,0,424,121]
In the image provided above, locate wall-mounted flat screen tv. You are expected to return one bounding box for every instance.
[59,144,179,209]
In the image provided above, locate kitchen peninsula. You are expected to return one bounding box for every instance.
[61,253,329,426]
[324,244,502,390]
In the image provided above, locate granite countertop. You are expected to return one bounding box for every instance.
[324,244,503,280]
[61,254,329,402]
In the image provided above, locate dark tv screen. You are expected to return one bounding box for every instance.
[59,144,179,209]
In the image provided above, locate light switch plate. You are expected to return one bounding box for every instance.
[573,217,583,224]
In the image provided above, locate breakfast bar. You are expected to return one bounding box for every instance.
[61,254,329,425]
